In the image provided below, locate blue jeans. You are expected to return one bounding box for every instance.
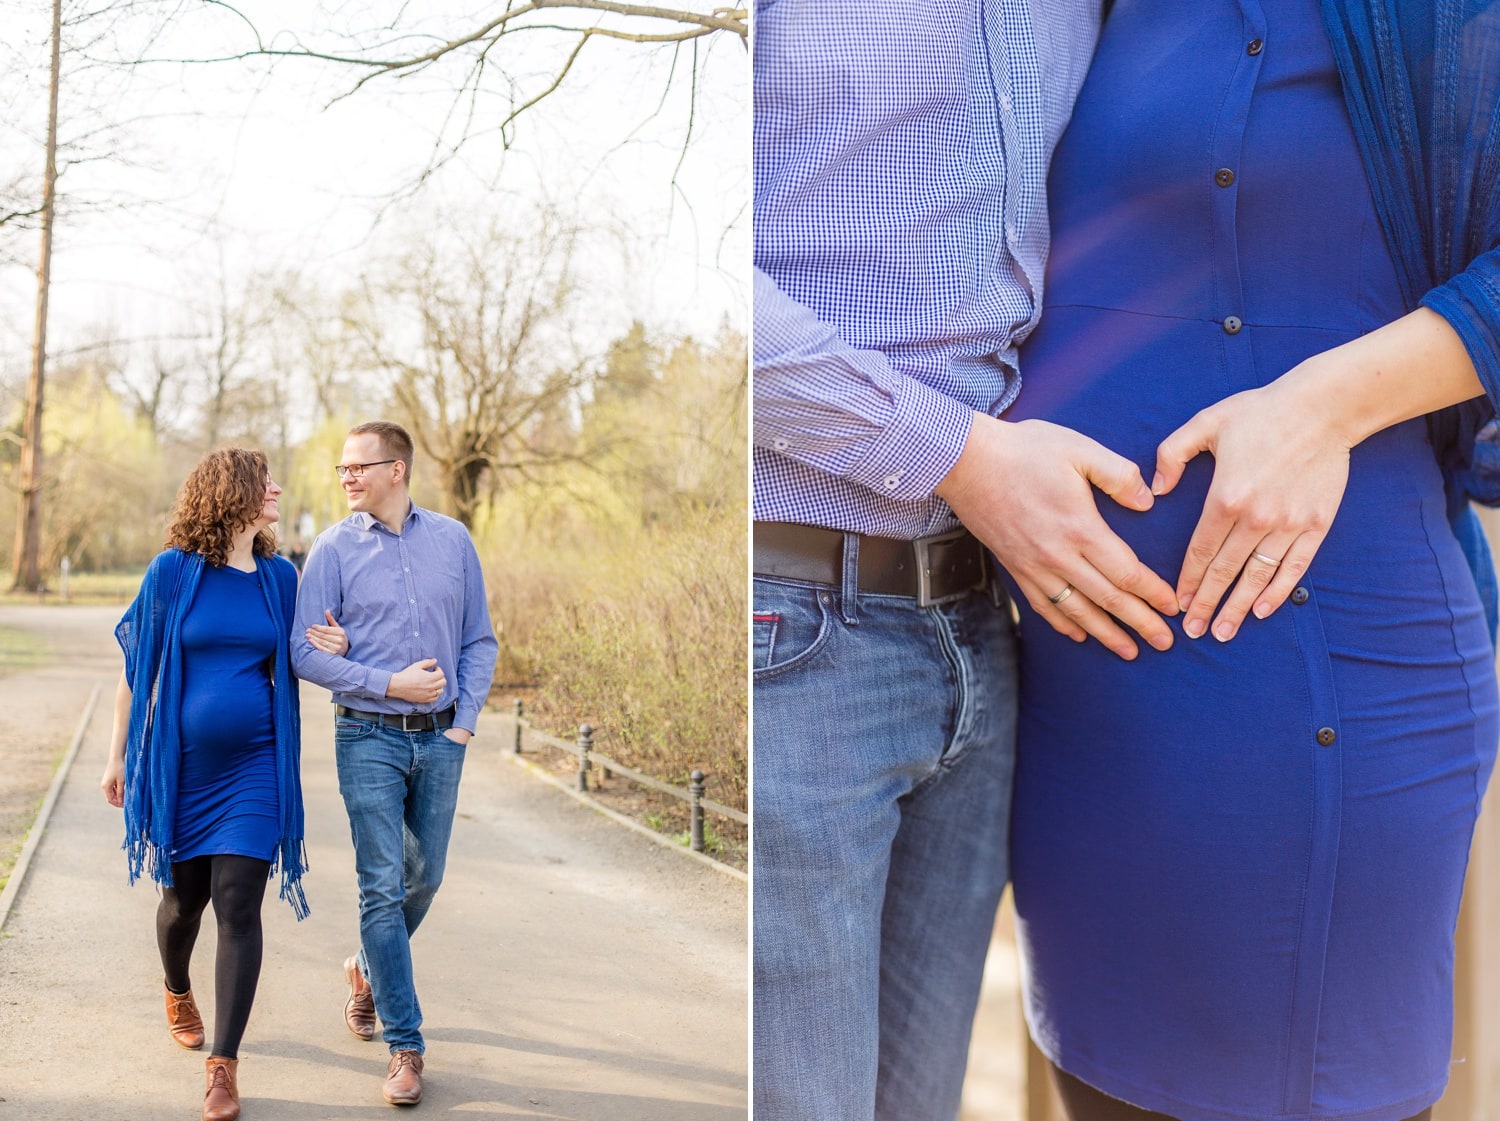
[334,718,467,1055]
[752,570,1018,1121]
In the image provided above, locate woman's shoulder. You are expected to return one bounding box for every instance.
[142,547,196,582]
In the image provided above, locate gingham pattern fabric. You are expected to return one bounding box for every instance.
[752,0,1100,539]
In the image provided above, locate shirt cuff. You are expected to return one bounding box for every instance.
[845,376,975,503]
[364,667,394,701]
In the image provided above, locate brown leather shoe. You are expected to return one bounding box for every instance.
[202,1056,239,1121]
[382,1049,423,1106]
[164,984,205,1050]
[344,955,377,1040]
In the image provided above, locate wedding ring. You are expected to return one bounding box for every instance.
[1048,583,1075,606]
[1251,550,1282,566]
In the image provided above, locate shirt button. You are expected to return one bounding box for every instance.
[409,598,416,604]
[1223,316,1243,335]
[1214,168,1236,188]
[1247,39,1264,55]
[884,474,901,489]
[1291,586,1309,605]
[773,438,789,451]
[1316,727,1337,746]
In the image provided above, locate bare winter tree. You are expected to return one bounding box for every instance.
[142,1,745,171]
[349,211,597,528]
[4,0,211,588]
[12,0,63,592]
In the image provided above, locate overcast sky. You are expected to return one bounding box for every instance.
[0,0,749,377]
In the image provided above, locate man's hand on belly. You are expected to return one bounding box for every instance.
[936,412,1180,660]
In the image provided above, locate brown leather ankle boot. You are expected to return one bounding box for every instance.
[164,984,205,1050]
[202,1056,239,1121]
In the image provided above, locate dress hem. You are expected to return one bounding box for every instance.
[1038,1043,1445,1121]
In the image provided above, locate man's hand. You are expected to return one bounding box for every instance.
[936,412,1179,660]
[386,659,447,703]
[443,727,473,746]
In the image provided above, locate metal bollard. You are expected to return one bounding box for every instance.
[577,724,594,791]
[513,699,524,754]
[690,770,706,852]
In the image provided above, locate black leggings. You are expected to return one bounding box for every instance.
[157,854,270,1061]
[1053,1064,1433,1121]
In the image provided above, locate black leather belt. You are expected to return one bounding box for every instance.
[753,521,991,606]
[336,705,456,732]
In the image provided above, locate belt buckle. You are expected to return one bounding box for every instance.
[913,528,983,607]
[397,713,421,732]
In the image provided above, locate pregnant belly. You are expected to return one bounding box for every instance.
[180,679,275,763]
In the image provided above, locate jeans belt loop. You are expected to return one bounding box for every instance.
[841,531,861,625]
[914,528,985,607]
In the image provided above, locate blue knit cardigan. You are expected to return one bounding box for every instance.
[115,548,309,918]
[1322,0,1500,637]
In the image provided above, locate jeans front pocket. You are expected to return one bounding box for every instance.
[753,579,834,679]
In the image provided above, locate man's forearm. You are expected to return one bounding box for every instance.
[291,641,394,701]
[753,267,973,502]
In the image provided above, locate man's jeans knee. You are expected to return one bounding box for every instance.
[335,718,466,1054]
[752,577,1018,1121]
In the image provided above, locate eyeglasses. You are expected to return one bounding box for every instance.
[334,460,396,479]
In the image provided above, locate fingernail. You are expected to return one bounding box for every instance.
[1184,618,1205,639]
[1214,621,1236,642]
[1253,601,1271,619]
[1151,471,1165,495]
[1179,594,1193,612]
[1149,632,1172,652]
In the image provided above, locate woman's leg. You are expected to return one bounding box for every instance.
[1052,1065,1179,1121]
[207,855,271,1060]
[1052,1064,1433,1121]
[159,856,213,991]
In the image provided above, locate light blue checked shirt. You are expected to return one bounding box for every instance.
[291,503,499,735]
[753,0,1100,539]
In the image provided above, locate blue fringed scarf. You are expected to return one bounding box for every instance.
[115,548,310,919]
[1321,0,1500,640]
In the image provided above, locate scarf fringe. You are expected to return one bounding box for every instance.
[274,839,312,921]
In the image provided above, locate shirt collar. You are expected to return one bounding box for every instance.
[352,500,421,534]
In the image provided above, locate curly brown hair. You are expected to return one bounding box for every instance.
[165,448,277,566]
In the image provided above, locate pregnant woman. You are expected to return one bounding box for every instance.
[1006,5,1500,1120]
[102,448,342,1121]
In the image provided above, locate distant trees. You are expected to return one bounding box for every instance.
[349,214,594,528]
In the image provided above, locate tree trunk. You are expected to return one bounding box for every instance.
[13,0,62,593]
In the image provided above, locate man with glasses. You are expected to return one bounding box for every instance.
[292,420,498,1107]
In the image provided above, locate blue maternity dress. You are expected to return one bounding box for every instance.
[1007,4,1500,1119]
[173,563,279,863]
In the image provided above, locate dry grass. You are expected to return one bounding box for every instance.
[484,504,746,813]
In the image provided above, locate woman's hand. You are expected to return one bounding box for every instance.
[1153,368,1353,643]
[1155,308,1487,644]
[307,609,350,656]
[100,758,125,808]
